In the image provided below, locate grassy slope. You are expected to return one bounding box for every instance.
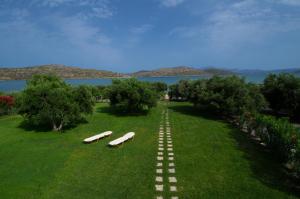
[0,102,298,198]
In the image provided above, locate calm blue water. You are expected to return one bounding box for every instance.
[0,74,265,92]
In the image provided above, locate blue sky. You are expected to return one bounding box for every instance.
[0,0,300,72]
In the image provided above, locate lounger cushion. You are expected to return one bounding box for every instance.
[84,131,112,143]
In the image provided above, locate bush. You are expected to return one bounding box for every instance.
[0,95,14,115]
[239,113,300,177]
[190,76,266,116]
[262,73,300,118]
[168,80,191,101]
[150,82,168,96]
[90,85,107,101]
[106,78,157,113]
[17,74,95,131]
[73,85,95,114]
[255,115,297,161]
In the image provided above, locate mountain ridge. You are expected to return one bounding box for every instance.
[0,64,125,80]
[1,64,299,80]
[130,66,233,77]
[0,65,233,80]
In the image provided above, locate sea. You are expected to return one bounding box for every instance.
[0,74,267,93]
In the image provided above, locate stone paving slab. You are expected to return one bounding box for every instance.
[169,162,175,167]
[169,177,177,183]
[156,176,163,182]
[155,184,163,191]
[170,186,177,192]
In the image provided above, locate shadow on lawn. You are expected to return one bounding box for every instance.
[168,103,223,121]
[18,118,88,133]
[96,106,149,117]
[229,128,300,197]
[169,103,300,197]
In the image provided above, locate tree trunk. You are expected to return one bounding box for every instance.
[53,122,63,131]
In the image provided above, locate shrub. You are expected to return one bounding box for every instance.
[262,73,300,118]
[168,80,191,101]
[90,85,107,101]
[150,82,168,95]
[106,78,157,113]
[17,74,95,131]
[0,95,14,115]
[255,115,297,161]
[190,76,266,116]
[73,85,95,114]
[168,84,180,101]
[239,113,300,177]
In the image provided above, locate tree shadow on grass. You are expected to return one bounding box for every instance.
[167,103,223,122]
[18,118,88,133]
[228,127,300,197]
[168,103,300,197]
[96,106,149,117]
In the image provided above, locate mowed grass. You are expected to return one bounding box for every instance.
[169,102,299,199]
[0,103,161,199]
[0,102,299,199]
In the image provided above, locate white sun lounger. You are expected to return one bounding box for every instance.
[108,132,135,146]
[83,131,113,143]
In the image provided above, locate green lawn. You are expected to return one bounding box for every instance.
[0,102,299,198]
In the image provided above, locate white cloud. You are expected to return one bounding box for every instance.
[0,10,122,66]
[160,0,186,7]
[170,0,300,53]
[58,16,111,46]
[34,0,114,19]
[126,24,154,47]
[39,0,73,7]
[274,0,300,6]
[11,8,30,19]
[130,24,154,34]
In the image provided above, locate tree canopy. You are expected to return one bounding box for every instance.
[106,78,158,113]
[262,73,300,118]
[17,75,95,131]
[150,82,168,95]
[168,80,192,101]
[188,76,266,116]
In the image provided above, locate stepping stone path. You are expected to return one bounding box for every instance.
[155,109,179,199]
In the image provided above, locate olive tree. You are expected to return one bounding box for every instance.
[17,75,95,131]
[189,76,266,116]
[106,78,157,113]
[168,80,192,101]
[262,73,300,118]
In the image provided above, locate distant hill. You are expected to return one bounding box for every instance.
[5,65,299,81]
[0,65,125,80]
[131,66,233,77]
[234,68,300,76]
[272,68,300,75]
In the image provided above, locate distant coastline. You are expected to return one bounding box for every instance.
[0,65,232,80]
[1,64,300,81]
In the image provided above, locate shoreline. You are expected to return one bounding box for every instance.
[0,74,212,82]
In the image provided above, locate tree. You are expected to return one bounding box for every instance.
[90,85,107,101]
[168,84,180,101]
[177,80,192,100]
[73,85,95,114]
[189,76,266,116]
[168,80,191,101]
[17,75,94,131]
[262,73,300,118]
[106,78,157,113]
[150,82,168,94]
